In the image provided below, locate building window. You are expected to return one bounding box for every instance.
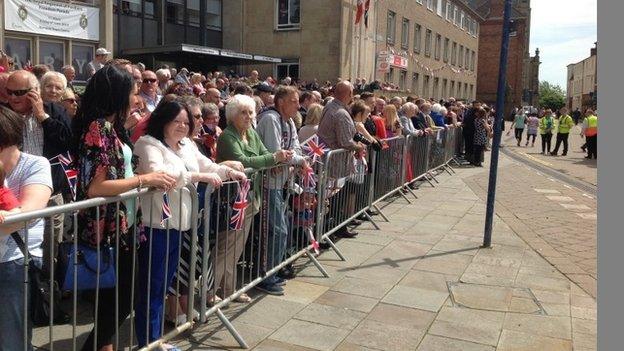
[424,29,432,57]
[450,80,455,97]
[4,37,32,71]
[412,73,420,93]
[465,48,470,68]
[276,0,300,30]
[434,34,442,60]
[463,14,470,31]
[387,67,395,84]
[71,43,94,82]
[39,40,64,72]
[451,41,457,65]
[460,10,466,30]
[426,0,436,11]
[413,24,422,53]
[120,0,141,17]
[454,5,461,25]
[206,0,222,30]
[437,0,444,16]
[416,0,423,4]
[443,38,450,62]
[443,79,448,98]
[187,0,200,27]
[433,77,439,98]
[399,70,407,90]
[166,0,184,25]
[464,83,468,98]
[144,0,155,19]
[470,84,474,99]
[446,2,453,21]
[458,45,464,68]
[423,75,430,97]
[276,60,299,80]
[471,51,476,71]
[387,11,396,44]
[401,18,410,49]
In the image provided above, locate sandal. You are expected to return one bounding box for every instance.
[234,293,252,303]
[207,295,223,306]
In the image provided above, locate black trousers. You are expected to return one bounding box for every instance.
[514,128,524,142]
[463,134,474,162]
[541,133,552,153]
[81,246,135,351]
[586,135,597,159]
[552,133,569,155]
[526,134,536,145]
[472,144,485,165]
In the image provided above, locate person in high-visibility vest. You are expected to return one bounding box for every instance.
[581,109,598,159]
[551,107,575,156]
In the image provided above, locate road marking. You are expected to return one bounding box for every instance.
[548,178,556,182]
[576,213,597,220]
[546,195,574,202]
[560,203,592,211]
[582,193,595,199]
[534,188,561,194]
[564,184,572,189]
[520,152,553,167]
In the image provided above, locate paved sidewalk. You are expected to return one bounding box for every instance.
[177,155,597,351]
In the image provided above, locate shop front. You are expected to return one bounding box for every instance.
[2,0,103,82]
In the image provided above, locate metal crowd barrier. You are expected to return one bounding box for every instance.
[2,126,466,350]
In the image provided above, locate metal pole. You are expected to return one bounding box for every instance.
[483,0,513,248]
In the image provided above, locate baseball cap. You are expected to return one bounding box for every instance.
[96,48,112,56]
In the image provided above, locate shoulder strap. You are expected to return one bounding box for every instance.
[10,232,31,261]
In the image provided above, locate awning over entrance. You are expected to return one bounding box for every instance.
[121,44,282,70]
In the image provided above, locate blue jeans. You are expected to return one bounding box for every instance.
[0,256,42,351]
[264,189,288,285]
[135,227,181,347]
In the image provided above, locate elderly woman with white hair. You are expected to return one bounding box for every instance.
[399,102,424,136]
[40,71,67,104]
[430,103,447,128]
[215,94,291,301]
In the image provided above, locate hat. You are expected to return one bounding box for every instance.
[96,48,112,56]
[255,82,274,93]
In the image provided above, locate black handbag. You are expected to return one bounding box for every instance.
[11,232,70,327]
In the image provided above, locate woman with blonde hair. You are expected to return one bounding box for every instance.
[382,104,402,137]
[298,103,323,142]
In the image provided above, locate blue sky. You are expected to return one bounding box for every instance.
[529,0,597,91]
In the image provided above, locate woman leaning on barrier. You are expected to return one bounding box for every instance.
[0,105,53,351]
[133,99,246,348]
[74,65,177,351]
[215,94,291,302]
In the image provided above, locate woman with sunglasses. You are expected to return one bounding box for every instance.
[60,87,78,119]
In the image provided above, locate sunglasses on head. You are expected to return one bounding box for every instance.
[143,78,157,84]
[6,88,32,97]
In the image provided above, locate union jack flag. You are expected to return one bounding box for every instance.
[301,135,329,163]
[161,192,172,226]
[50,151,77,200]
[302,166,316,189]
[230,180,250,231]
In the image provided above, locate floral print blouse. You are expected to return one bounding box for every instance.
[76,119,135,248]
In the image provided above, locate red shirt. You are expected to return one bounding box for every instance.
[0,187,20,211]
[371,115,387,139]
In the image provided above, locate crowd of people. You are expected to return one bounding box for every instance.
[508,105,598,159]
[0,47,597,351]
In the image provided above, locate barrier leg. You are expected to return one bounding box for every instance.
[428,171,440,184]
[405,185,419,199]
[363,211,380,230]
[399,189,412,204]
[322,235,346,261]
[305,248,330,277]
[216,308,249,349]
[372,204,390,222]
[451,157,462,167]
[444,164,454,176]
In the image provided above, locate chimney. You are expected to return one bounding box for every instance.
[590,42,597,56]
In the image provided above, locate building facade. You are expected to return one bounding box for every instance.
[566,43,597,113]
[226,0,482,100]
[471,0,539,113]
[0,0,281,82]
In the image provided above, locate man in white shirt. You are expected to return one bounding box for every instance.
[139,70,162,112]
[87,47,111,77]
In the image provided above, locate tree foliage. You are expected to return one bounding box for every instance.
[538,81,566,110]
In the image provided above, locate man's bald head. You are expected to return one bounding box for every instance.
[334,81,353,104]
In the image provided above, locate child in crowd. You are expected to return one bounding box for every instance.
[0,160,21,223]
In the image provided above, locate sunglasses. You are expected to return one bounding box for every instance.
[143,78,157,84]
[6,88,32,97]
[192,113,203,120]
[63,98,77,104]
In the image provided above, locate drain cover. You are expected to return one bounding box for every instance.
[447,282,546,314]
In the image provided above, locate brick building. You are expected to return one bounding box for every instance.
[566,43,597,113]
[470,0,539,114]
[224,0,483,100]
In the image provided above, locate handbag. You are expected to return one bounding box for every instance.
[58,241,116,291]
[10,232,70,327]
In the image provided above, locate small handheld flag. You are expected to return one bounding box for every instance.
[230,180,250,231]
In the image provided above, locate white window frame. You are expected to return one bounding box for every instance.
[275,0,300,31]
[399,70,407,90]
[412,73,420,93]
[458,45,464,68]
[446,1,453,21]
[424,29,432,57]
[434,33,442,60]
[387,11,396,44]
[427,0,435,11]
[401,18,410,49]
[443,37,449,62]
[454,5,460,26]
[413,24,422,53]
[416,0,423,4]
[38,38,66,70]
[451,41,457,65]
[436,0,443,16]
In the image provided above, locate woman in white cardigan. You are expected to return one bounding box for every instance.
[132,100,246,349]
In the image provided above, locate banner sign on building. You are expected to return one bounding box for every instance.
[5,0,100,41]
[377,51,408,72]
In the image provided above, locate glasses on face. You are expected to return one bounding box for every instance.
[63,98,77,104]
[6,88,32,97]
[192,113,203,120]
[143,78,157,84]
